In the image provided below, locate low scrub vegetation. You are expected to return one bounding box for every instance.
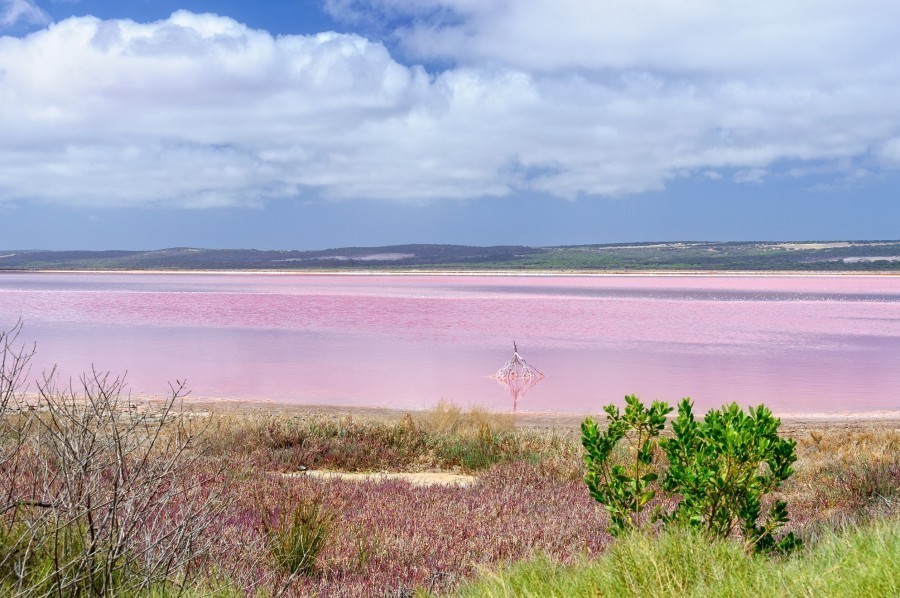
[1,323,897,595]
[204,400,576,474]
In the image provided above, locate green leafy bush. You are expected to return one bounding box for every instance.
[582,396,801,553]
[660,399,802,554]
[581,395,672,536]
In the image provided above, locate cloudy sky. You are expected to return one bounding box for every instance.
[1,0,899,249]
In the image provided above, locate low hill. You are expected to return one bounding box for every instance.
[2,241,900,271]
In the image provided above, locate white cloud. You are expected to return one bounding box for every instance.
[0,0,49,28]
[0,6,899,209]
[361,0,900,77]
[880,138,900,165]
[734,168,767,185]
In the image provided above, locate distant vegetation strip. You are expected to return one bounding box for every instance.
[2,241,900,271]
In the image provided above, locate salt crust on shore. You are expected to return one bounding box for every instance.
[150,395,900,422]
[18,391,900,425]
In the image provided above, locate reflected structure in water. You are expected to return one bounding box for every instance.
[492,342,545,411]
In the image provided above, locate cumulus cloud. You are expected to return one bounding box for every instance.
[0,11,436,206]
[348,0,900,77]
[0,0,49,28]
[0,5,899,208]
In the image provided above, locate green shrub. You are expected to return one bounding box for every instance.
[660,399,801,554]
[267,498,334,577]
[582,396,801,553]
[580,395,672,536]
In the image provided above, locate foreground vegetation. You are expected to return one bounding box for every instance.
[458,519,899,597]
[1,325,898,595]
[5,402,896,595]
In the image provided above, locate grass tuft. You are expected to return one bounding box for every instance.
[266,498,335,578]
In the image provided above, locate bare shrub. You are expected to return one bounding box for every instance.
[0,322,222,596]
[0,320,34,492]
[0,320,40,593]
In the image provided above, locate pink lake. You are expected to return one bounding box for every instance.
[0,272,898,414]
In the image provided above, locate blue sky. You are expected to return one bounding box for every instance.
[1,1,899,249]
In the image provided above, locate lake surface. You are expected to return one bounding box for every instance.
[0,272,898,414]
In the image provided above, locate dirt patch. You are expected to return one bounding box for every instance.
[278,470,476,487]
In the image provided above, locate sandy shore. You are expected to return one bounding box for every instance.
[144,395,900,431]
[17,388,900,431]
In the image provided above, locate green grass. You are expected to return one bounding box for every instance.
[455,518,899,597]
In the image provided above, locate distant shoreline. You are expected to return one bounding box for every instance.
[3,268,900,277]
[4,242,900,273]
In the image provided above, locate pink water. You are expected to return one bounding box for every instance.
[0,272,898,414]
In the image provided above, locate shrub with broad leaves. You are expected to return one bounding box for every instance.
[660,399,802,554]
[581,395,672,536]
[582,395,802,554]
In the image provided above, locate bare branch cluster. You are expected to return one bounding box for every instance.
[0,322,222,596]
[492,342,545,410]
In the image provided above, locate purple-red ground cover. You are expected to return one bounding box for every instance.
[204,459,611,595]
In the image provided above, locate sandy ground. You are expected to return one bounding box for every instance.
[278,470,476,487]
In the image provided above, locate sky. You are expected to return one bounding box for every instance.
[1,1,899,250]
